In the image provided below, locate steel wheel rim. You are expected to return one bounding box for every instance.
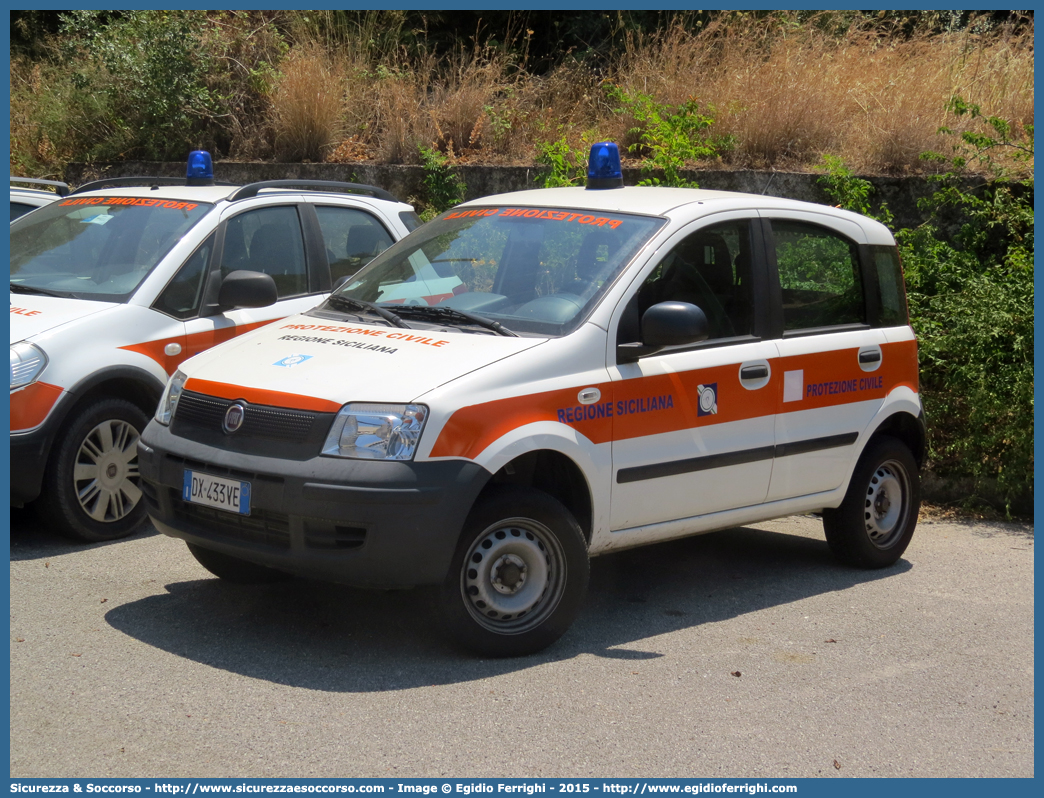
[460,517,567,635]
[73,419,142,523]
[864,459,909,549]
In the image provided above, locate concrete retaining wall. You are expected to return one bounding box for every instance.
[64,161,968,232]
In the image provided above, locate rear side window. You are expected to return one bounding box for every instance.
[870,245,908,326]
[771,220,865,331]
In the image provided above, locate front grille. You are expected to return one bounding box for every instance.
[170,392,335,460]
[172,492,291,550]
[175,391,317,442]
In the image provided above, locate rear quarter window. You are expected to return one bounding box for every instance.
[870,245,909,326]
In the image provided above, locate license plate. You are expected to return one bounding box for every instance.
[183,470,251,515]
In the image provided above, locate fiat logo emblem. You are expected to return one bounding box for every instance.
[222,403,246,434]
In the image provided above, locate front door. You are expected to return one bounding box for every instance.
[608,216,779,532]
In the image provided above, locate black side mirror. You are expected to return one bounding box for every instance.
[617,301,709,362]
[217,270,277,310]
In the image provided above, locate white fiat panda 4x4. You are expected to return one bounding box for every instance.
[139,143,924,656]
[10,152,418,542]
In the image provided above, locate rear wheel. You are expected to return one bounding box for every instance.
[823,436,920,568]
[441,486,589,657]
[39,398,149,542]
[186,542,292,584]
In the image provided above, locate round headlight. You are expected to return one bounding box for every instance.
[11,342,48,390]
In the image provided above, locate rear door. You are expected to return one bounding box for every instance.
[763,213,888,501]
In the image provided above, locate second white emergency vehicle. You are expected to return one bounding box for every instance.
[10,177,70,221]
[139,143,924,656]
[10,153,418,541]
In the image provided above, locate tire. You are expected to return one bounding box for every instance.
[823,435,920,568]
[186,542,292,584]
[38,397,149,542]
[440,485,590,657]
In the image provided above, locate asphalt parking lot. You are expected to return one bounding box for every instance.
[9,507,1033,778]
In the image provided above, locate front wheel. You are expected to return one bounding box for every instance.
[823,436,920,568]
[440,486,590,657]
[39,397,149,542]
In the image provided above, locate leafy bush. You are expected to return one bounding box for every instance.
[57,11,221,161]
[608,85,730,187]
[535,136,591,188]
[417,145,467,221]
[819,100,1034,513]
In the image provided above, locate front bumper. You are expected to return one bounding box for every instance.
[138,420,491,588]
[10,426,53,506]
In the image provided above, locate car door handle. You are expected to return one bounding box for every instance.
[859,350,882,364]
[740,365,769,380]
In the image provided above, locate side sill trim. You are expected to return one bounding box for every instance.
[616,432,859,484]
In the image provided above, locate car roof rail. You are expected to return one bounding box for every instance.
[69,177,188,195]
[10,177,71,197]
[68,176,239,195]
[229,179,400,203]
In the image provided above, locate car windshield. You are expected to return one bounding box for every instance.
[332,206,665,336]
[10,195,213,301]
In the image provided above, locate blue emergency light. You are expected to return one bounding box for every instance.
[586,142,624,189]
[186,150,214,185]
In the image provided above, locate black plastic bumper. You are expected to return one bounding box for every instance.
[138,420,491,588]
[10,426,52,506]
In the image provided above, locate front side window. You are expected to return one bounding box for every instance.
[221,206,307,298]
[636,219,756,340]
[330,207,665,337]
[314,206,395,285]
[154,234,215,319]
[10,196,212,301]
[771,220,865,331]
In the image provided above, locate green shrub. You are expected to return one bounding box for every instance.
[607,85,731,187]
[417,145,467,221]
[535,136,591,188]
[819,100,1034,514]
[57,11,222,161]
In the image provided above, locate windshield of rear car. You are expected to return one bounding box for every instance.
[10,196,213,301]
[334,206,665,336]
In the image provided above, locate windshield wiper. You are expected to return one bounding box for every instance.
[10,283,76,299]
[389,305,518,337]
[325,294,410,329]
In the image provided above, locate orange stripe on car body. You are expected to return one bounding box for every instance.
[119,320,277,375]
[777,339,918,413]
[431,340,919,461]
[430,363,777,459]
[11,381,64,431]
[184,378,342,414]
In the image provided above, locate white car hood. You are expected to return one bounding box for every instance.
[10,293,115,343]
[180,314,547,407]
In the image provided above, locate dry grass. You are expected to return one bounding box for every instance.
[605,12,1034,174]
[270,45,344,162]
[14,12,1031,175]
[315,12,1032,174]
